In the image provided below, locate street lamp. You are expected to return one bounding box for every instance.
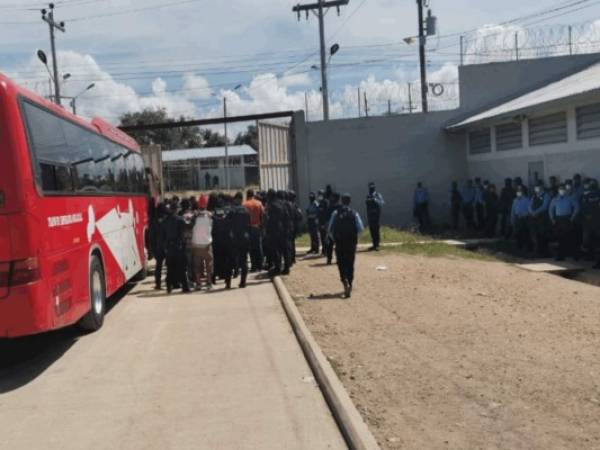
[37,49,56,102]
[70,83,95,115]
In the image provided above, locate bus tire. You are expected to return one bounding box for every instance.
[79,256,106,332]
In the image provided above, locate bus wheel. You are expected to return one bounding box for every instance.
[79,256,106,332]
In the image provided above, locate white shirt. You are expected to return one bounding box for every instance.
[191,212,213,246]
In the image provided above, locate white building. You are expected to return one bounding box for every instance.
[447,60,600,188]
[162,145,258,191]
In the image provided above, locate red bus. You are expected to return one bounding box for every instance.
[0,74,149,337]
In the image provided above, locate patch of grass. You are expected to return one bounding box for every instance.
[383,242,498,261]
[296,226,428,247]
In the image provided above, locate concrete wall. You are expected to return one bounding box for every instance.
[293,111,467,227]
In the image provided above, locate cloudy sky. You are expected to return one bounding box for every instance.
[1,0,600,126]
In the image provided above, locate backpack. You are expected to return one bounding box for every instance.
[334,207,357,242]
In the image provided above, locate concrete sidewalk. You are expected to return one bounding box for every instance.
[0,278,346,450]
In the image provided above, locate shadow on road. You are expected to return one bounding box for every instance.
[0,283,133,394]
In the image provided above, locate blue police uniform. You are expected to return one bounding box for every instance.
[511,195,532,251]
[460,186,476,229]
[413,187,430,231]
[549,195,580,260]
[529,192,551,256]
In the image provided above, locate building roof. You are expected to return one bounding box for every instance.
[162,145,256,162]
[447,61,600,130]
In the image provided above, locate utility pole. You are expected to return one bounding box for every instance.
[364,92,369,117]
[41,4,65,106]
[305,91,309,121]
[223,97,230,190]
[417,0,428,113]
[357,87,361,117]
[568,25,573,55]
[293,0,349,121]
[407,82,414,114]
[388,99,392,115]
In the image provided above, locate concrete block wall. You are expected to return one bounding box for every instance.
[293,111,467,227]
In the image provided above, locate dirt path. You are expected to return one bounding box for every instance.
[284,251,600,450]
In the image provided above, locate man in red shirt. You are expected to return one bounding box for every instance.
[243,189,265,272]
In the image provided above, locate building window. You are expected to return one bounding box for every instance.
[228,157,242,167]
[576,103,600,140]
[528,112,567,146]
[200,158,218,169]
[468,128,491,154]
[495,122,522,151]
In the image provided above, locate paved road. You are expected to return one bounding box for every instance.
[0,277,346,450]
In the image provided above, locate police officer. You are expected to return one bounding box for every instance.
[511,186,532,253]
[580,179,600,262]
[325,192,341,265]
[413,182,430,232]
[499,178,515,238]
[366,182,384,251]
[306,192,320,254]
[460,180,476,230]
[474,178,485,230]
[329,193,365,298]
[149,203,168,290]
[549,184,580,261]
[278,190,293,272]
[265,189,287,277]
[484,183,499,238]
[165,204,190,293]
[211,196,233,287]
[288,191,303,264]
[227,192,251,289]
[528,181,551,258]
[450,181,461,230]
[317,190,329,256]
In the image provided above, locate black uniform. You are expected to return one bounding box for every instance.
[581,188,600,260]
[499,183,515,238]
[366,191,383,250]
[265,197,288,276]
[164,213,190,293]
[484,190,499,238]
[306,197,320,253]
[212,207,233,285]
[227,204,251,288]
[450,184,461,230]
[331,205,361,295]
[149,215,167,289]
[317,197,329,256]
[529,192,550,257]
[282,198,295,268]
[325,199,340,264]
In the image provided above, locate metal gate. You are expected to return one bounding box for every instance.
[258,122,295,191]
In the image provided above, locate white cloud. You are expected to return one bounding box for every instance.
[182,73,213,100]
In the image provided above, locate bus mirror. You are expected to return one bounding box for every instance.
[0,191,4,207]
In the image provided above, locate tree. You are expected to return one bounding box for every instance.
[234,124,258,150]
[200,129,228,147]
[119,108,228,150]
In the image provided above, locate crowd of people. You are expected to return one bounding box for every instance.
[148,183,381,299]
[415,174,600,265]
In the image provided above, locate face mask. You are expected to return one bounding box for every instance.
[318,195,324,201]
[559,190,566,196]
[565,184,572,191]
[584,185,590,191]
[516,192,523,198]
[534,187,542,194]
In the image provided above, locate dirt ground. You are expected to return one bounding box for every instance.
[284,250,600,450]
